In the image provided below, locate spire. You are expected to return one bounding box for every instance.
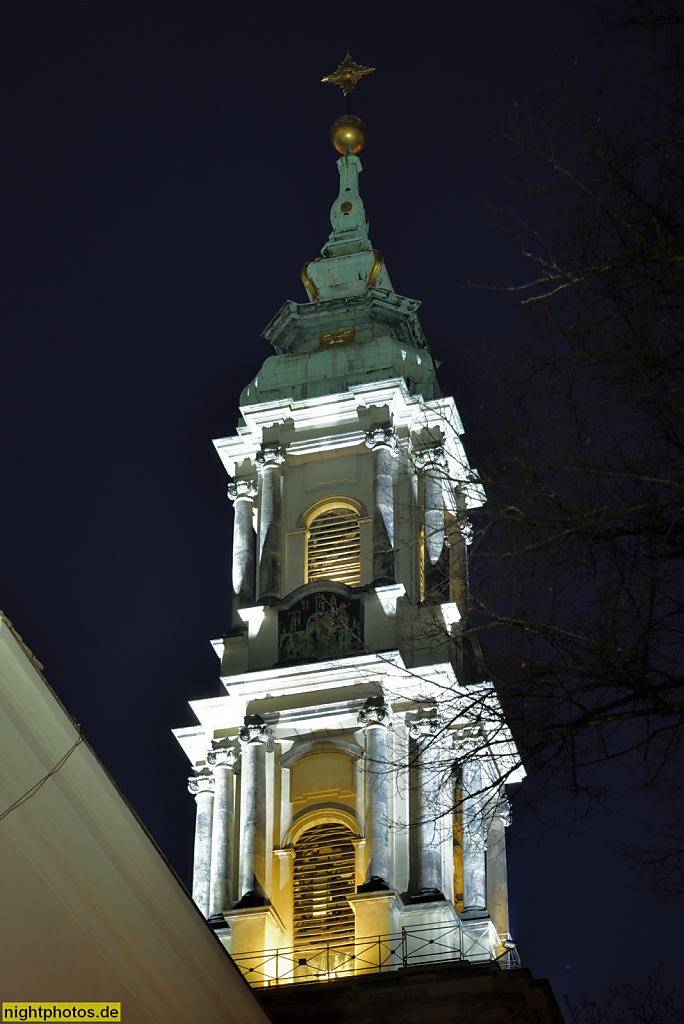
[323,153,370,257]
[300,55,393,303]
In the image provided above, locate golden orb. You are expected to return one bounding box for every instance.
[330,115,367,155]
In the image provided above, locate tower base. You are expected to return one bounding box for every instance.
[256,961,563,1024]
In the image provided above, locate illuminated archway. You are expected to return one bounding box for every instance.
[292,821,356,952]
[304,497,363,587]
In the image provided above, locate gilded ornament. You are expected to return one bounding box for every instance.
[300,260,319,302]
[367,247,384,288]
[318,329,355,349]
[330,114,367,155]
[321,52,375,95]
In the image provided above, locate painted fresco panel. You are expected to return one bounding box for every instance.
[278,592,364,662]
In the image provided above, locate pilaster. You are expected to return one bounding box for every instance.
[223,903,286,980]
[346,890,403,973]
[272,846,295,949]
[486,795,511,937]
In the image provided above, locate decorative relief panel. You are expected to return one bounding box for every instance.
[278,591,364,662]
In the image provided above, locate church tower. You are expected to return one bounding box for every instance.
[174,56,530,1003]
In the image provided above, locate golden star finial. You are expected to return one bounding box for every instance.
[321,52,375,96]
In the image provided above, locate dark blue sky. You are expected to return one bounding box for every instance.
[1,0,676,1011]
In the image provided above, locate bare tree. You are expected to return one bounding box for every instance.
[462,1,684,872]
[565,967,684,1024]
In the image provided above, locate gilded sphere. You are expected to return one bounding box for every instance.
[330,115,367,155]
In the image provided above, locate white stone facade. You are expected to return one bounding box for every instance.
[174,147,524,979]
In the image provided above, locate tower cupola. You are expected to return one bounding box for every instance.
[174,56,524,997]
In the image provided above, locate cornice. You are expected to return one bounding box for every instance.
[219,649,406,696]
[212,381,481,508]
[261,290,429,356]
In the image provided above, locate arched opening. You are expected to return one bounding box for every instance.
[293,821,356,952]
[305,500,361,587]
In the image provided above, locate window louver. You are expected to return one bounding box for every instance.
[293,822,356,950]
[307,508,361,587]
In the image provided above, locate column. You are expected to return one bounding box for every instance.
[188,771,215,918]
[447,493,470,617]
[256,445,285,602]
[461,756,488,917]
[486,796,511,936]
[206,745,237,921]
[415,446,446,567]
[358,698,392,890]
[235,714,274,907]
[227,479,257,613]
[365,429,398,583]
[409,715,445,900]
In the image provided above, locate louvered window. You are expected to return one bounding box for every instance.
[307,508,361,587]
[293,823,356,950]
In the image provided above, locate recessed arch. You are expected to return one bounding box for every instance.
[282,804,362,849]
[279,738,364,770]
[300,494,366,528]
[292,820,356,951]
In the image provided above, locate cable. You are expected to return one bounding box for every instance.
[0,733,85,822]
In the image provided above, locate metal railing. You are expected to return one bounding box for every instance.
[231,923,521,988]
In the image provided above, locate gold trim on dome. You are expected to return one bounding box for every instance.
[319,329,355,349]
[367,248,383,288]
[300,260,320,302]
[322,52,375,95]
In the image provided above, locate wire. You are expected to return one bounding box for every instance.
[0,733,85,822]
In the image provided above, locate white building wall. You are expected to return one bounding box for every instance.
[0,615,270,1024]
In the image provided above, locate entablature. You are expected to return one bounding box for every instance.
[175,661,525,786]
[213,379,484,509]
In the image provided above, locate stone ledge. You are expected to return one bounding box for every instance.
[256,962,564,1024]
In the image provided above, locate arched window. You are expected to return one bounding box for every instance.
[293,822,356,951]
[306,500,361,587]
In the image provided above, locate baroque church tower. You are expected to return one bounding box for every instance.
[173,59,547,1018]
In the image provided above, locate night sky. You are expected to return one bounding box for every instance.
[1,1,676,1012]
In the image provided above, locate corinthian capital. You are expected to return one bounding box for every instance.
[365,428,399,455]
[358,697,393,729]
[227,479,258,503]
[238,714,275,750]
[256,445,286,469]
